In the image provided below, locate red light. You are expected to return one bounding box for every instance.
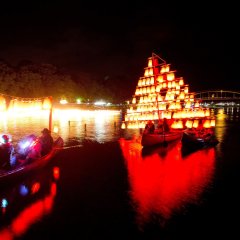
[53,167,60,180]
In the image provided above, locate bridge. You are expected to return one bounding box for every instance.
[193,90,240,105]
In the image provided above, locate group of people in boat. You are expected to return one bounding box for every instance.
[144,118,170,134]
[0,128,53,170]
[144,118,215,139]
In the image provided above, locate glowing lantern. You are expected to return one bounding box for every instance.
[185,101,191,109]
[185,120,193,128]
[179,92,185,99]
[210,119,216,127]
[150,77,154,84]
[148,68,153,75]
[43,97,52,110]
[151,86,155,93]
[142,78,146,85]
[157,75,164,82]
[146,78,150,85]
[205,109,210,117]
[179,78,184,86]
[156,85,161,92]
[144,69,148,77]
[195,102,200,108]
[148,59,153,67]
[203,120,211,128]
[193,119,199,128]
[0,96,6,111]
[132,98,136,104]
[167,72,175,81]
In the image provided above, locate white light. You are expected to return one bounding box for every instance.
[60,99,68,104]
[94,101,106,106]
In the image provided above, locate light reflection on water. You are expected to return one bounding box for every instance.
[0,109,122,146]
[0,165,59,239]
[1,106,240,234]
[119,138,216,229]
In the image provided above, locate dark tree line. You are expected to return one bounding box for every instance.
[0,60,127,103]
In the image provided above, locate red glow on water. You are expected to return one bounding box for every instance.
[0,182,56,239]
[119,138,216,226]
[31,182,41,194]
[53,166,60,180]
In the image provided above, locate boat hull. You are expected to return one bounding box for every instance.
[0,137,63,184]
[141,131,183,147]
[182,130,219,151]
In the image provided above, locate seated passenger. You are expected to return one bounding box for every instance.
[39,128,54,156]
[25,135,42,163]
[155,120,164,134]
[144,121,155,134]
[14,134,41,165]
[163,118,170,133]
[0,134,14,170]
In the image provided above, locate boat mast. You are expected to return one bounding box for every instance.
[152,52,166,122]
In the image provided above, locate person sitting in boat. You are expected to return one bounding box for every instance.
[163,118,170,133]
[155,119,164,134]
[25,135,42,163]
[14,134,41,165]
[0,134,14,170]
[39,128,54,156]
[144,120,155,134]
[202,127,214,139]
[197,120,205,137]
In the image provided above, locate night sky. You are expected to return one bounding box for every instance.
[0,1,237,98]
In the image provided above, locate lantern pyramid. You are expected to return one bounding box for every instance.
[121,53,215,130]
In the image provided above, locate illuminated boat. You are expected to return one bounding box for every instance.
[182,128,219,152]
[0,137,63,183]
[121,52,217,147]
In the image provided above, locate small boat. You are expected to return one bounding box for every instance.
[182,129,219,151]
[0,136,64,184]
[141,130,183,147]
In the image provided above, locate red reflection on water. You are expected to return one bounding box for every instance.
[31,182,41,194]
[0,165,60,240]
[0,182,56,240]
[53,166,60,180]
[119,138,216,227]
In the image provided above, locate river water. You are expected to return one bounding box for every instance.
[0,107,240,239]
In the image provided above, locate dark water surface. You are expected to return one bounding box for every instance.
[1,108,240,239]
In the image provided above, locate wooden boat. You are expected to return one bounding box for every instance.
[0,136,64,183]
[141,130,183,147]
[182,129,219,151]
[121,53,216,148]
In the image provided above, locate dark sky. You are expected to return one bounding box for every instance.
[0,1,238,96]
